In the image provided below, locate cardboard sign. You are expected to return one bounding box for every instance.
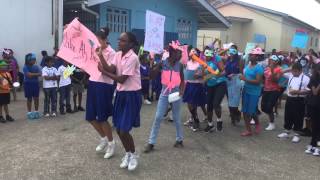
[57,18,101,78]
[244,42,256,55]
[144,10,165,54]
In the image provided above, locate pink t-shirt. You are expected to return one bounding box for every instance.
[89,45,115,84]
[264,66,282,91]
[113,49,141,91]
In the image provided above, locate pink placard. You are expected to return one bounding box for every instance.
[57,18,101,77]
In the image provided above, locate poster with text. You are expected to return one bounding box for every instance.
[144,10,165,54]
[57,18,102,79]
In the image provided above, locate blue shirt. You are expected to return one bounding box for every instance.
[206,55,227,87]
[23,65,40,83]
[243,64,264,95]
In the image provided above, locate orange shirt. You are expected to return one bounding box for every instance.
[0,72,12,93]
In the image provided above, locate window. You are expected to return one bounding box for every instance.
[106,7,129,33]
[315,38,318,47]
[310,37,313,46]
[177,18,192,40]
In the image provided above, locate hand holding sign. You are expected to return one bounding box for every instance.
[58,18,101,78]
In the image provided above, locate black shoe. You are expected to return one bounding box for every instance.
[299,128,312,137]
[173,141,184,148]
[73,106,78,112]
[204,125,215,133]
[0,116,6,123]
[6,115,14,122]
[78,106,85,111]
[60,111,66,115]
[191,121,200,132]
[143,144,154,153]
[66,108,73,113]
[217,121,223,131]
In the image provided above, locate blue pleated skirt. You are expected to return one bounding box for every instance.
[182,82,207,106]
[113,90,142,132]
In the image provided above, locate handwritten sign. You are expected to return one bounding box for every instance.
[57,18,101,78]
[144,10,165,54]
[291,32,309,49]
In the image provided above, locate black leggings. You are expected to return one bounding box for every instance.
[207,82,226,112]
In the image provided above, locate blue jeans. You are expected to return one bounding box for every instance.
[148,94,183,145]
[43,87,57,114]
[59,84,71,112]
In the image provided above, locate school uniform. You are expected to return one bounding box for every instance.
[42,66,59,114]
[58,65,72,113]
[112,49,142,132]
[86,46,115,122]
[183,60,206,106]
[283,73,310,132]
[23,65,40,99]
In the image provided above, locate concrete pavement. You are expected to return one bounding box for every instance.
[0,92,319,180]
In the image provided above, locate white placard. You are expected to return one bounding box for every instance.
[144,10,165,54]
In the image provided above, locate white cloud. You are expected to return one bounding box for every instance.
[239,0,320,29]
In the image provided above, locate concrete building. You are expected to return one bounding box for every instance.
[198,0,320,53]
[0,0,64,67]
[86,0,230,48]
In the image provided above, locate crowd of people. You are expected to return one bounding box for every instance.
[1,27,320,171]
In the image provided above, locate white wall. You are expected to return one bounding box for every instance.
[0,0,63,68]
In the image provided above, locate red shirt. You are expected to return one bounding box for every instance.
[264,66,282,91]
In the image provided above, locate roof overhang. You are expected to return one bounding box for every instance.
[184,0,231,30]
[226,16,252,23]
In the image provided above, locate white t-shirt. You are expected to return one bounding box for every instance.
[284,73,310,97]
[58,65,71,87]
[42,66,59,88]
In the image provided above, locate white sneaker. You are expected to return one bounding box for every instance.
[292,135,300,143]
[120,153,130,169]
[51,113,57,117]
[312,148,320,156]
[183,117,193,126]
[144,99,152,105]
[104,141,115,159]
[44,113,50,117]
[96,138,108,152]
[305,145,314,154]
[128,153,139,171]
[265,123,275,131]
[250,119,255,125]
[278,132,289,138]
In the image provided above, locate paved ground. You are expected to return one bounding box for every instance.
[0,92,319,180]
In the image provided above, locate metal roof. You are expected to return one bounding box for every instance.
[184,0,231,29]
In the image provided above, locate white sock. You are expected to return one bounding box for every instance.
[101,137,108,142]
[217,118,222,122]
[108,140,115,145]
[208,122,213,126]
